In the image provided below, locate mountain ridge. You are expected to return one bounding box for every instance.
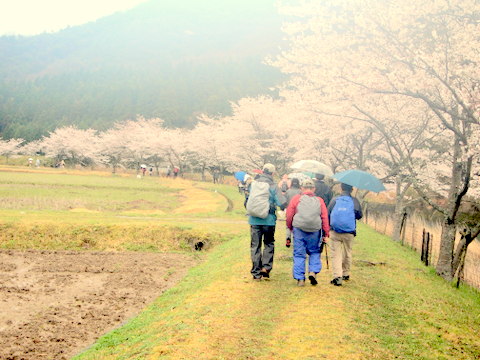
[0,0,285,140]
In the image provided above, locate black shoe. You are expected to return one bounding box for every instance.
[260,268,270,278]
[330,277,342,286]
[342,275,350,281]
[308,273,318,286]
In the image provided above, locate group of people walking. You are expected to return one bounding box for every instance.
[245,163,363,286]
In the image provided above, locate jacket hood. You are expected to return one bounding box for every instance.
[256,173,274,186]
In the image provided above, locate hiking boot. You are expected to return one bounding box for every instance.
[297,279,305,287]
[342,275,350,281]
[260,268,270,279]
[330,277,343,286]
[308,272,318,286]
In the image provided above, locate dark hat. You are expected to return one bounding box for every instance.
[341,183,353,192]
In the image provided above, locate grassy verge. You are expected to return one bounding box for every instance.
[345,225,480,359]
[73,223,480,360]
[0,170,244,249]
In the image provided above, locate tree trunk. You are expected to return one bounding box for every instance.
[435,134,471,282]
[392,205,407,242]
[436,219,456,281]
[452,229,478,282]
[452,235,467,279]
[392,178,408,242]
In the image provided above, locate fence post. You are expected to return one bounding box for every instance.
[425,232,430,266]
[421,229,426,263]
[401,216,407,245]
[428,234,433,266]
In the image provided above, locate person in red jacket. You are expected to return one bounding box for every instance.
[286,178,330,286]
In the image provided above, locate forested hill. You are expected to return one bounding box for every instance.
[0,0,285,141]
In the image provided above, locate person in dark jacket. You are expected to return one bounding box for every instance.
[314,173,333,207]
[247,163,282,281]
[327,183,362,286]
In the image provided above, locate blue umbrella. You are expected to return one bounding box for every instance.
[333,169,386,193]
[234,171,247,181]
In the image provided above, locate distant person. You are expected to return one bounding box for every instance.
[286,178,330,286]
[28,158,33,167]
[278,174,289,195]
[166,165,172,177]
[328,183,363,286]
[246,163,282,281]
[149,167,153,176]
[281,178,302,248]
[238,180,245,194]
[141,167,146,177]
[213,169,220,184]
[173,166,179,178]
[242,174,252,207]
[314,173,333,207]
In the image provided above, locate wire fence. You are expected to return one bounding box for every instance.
[363,205,480,290]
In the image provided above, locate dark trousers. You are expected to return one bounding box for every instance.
[250,225,276,278]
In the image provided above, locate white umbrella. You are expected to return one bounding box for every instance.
[287,172,310,182]
[290,160,333,177]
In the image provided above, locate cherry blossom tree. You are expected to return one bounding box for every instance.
[0,138,24,163]
[98,126,129,174]
[274,0,480,280]
[39,126,101,167]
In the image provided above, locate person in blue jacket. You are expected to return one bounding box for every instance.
[328,183,363,286]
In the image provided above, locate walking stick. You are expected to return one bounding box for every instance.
[325,242,329,269]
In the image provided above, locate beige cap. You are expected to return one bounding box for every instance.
[301,178,315,188]
[262,163,276,174]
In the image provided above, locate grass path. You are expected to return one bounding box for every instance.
[74,223,480,360]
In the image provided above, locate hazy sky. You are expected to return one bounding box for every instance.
[0,0,148,36]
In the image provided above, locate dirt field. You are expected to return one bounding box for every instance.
[0,249,197,360]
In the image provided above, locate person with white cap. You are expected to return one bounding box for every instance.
[246,163,282,281]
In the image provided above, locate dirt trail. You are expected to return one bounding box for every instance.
[144,234,374,360]
[0,250,197,360]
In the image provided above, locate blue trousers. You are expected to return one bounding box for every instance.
[292,228,322,280]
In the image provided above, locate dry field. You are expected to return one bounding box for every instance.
[0,249,197,360]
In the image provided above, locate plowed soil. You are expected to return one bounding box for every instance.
[0,249,197,360]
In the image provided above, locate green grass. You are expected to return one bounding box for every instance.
[73,222,480,360]
[1,168,479,359]
[0,169,240,250]
[0,170,180,212]
[342,226,480,359]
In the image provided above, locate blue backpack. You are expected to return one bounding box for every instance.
[330,195,356,233]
